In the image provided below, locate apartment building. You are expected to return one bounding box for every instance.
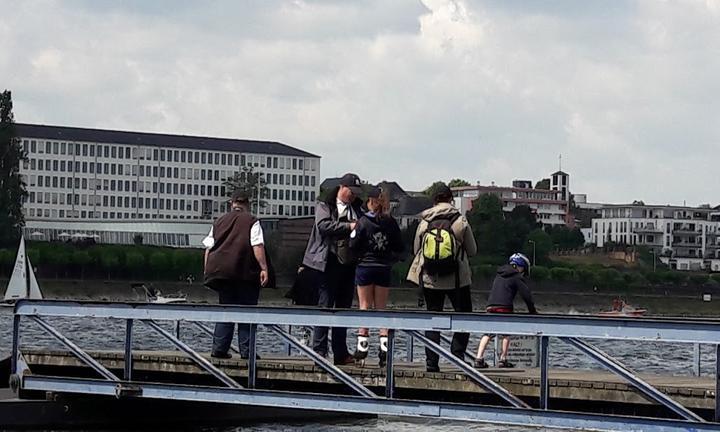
[452,183,569,226]
[15,123,320,247]
[592,204,720,271]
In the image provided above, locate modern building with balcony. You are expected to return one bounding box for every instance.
[15,123,321,247]
[591,204,720,271]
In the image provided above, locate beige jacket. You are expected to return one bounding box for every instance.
[406,202,477,290]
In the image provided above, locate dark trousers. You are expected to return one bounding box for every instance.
[312,254,356,358]
[423,286,473,368]
[212,280,261,358]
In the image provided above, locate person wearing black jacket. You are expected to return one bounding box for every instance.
[474,253,537,369]
[348,187,403,367]
[302,173,364,365]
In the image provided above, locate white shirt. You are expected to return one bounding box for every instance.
[336,198,357,220]
[202,221,264,249]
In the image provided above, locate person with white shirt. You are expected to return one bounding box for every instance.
[302,173,364,365]
[203,189,269,359]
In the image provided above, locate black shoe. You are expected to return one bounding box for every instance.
[498,359,515,368]
[333,354,355,366]
[378,350,387,368]
[352,350,368,362]
[474,358,489,369]
[240,354,261,360]
[211,352,232,359]
[426,365,440,373]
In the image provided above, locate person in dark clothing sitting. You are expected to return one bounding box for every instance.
[474,253,537,369]
[348,187,404,367]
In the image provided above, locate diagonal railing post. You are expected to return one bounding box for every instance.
[29,316,119,382]
[715,344,720,423]
[266,324,377,398]
[406,330,529,408]
[561,337,705,422]
[693,343,701,377]
[142,320,242,389]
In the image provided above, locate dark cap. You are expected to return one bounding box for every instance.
[339,173,363,194]
[230,189,250,203]
[432,184,453,202]
[366,186,381,199]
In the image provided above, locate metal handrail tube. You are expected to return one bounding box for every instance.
[406,330,530,409]
[560,337,705,422]
[141,319,242,389]
[15,300,720,344]
[28,316,119,382]
[22,375,720,432]
[265,324,377,399]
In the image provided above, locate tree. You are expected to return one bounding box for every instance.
[448,179,471,188]
[125,251,145,278]
[535,178,550,190]
[423,181,449,198]
[524,229,552,265]
[100,252,120,279]
[222,166,270,213]
[71,250,91,280]
[149,251,171,279]
[467,194,507,256]
[0,90,27,247]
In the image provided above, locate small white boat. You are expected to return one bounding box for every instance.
[2,236,43,307]
[132,283,187,304]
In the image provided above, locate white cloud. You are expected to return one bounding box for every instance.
[1,0,719,205]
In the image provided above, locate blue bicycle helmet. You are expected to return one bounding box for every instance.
[509,253,531,270]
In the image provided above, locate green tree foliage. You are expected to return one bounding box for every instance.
[448,179,471,188]
[550,267,574,282]
[71,250,91,280]
[467,194,507,256]
[597,268,623,288]
[0,249,13,276]
[524,229,552,265]
[530,265,549,282]
[0,90,27,247]
[547,226,586,250]
[534,178,550,190]
[689,273,710,286]
[100,252,120,279]
[574,267,599,286]
[222,166,270,213]
[125,251,145,277]
[149,251,170,279]
[505,206,540,253]
[422,181,449,198]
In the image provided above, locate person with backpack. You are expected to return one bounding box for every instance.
[407,184,477,372]
[474,253,537,369]
[348,187,404,367]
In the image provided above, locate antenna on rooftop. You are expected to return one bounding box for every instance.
[559,153,562,172]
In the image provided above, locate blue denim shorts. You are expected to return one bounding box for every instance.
[355,265,392,287]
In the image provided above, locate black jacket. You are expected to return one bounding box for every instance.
[349,212,404,267]
[486,265,537,313]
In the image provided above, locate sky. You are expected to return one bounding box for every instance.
[2,0,720,206]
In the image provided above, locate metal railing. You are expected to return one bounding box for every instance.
[9,300,720,432]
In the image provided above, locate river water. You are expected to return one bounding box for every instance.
[1,293,717,431]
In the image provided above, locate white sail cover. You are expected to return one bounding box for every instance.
[4,237,28,301]
[27,256,42,300]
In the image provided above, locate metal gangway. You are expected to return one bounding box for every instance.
[9,299,720,431]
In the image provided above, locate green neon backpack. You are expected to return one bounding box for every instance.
[421,214,460,276]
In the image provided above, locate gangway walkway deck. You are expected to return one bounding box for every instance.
[8,300,720,431]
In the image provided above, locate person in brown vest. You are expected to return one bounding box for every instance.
[203,190,269,359]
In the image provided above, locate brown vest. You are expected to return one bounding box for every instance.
[204,209,259,285]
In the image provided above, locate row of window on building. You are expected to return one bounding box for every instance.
[25,158,317,188]
[23,139,318,172]
[28,175,317,203]
[26,203,316,220]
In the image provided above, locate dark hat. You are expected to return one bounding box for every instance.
[367,186,381,199]
[339,173,363,194]
[230,189,250,203]
[432,184,453,201]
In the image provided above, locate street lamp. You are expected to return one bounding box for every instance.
[528,239,536,267]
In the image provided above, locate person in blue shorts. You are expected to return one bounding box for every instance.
[349,187,404,366]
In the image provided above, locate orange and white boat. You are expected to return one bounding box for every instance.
[597,298,646,317]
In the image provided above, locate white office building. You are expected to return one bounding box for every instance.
[16,123,321,247]
[591,204,720,271]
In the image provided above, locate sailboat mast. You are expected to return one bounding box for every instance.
[24,238,30,299]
